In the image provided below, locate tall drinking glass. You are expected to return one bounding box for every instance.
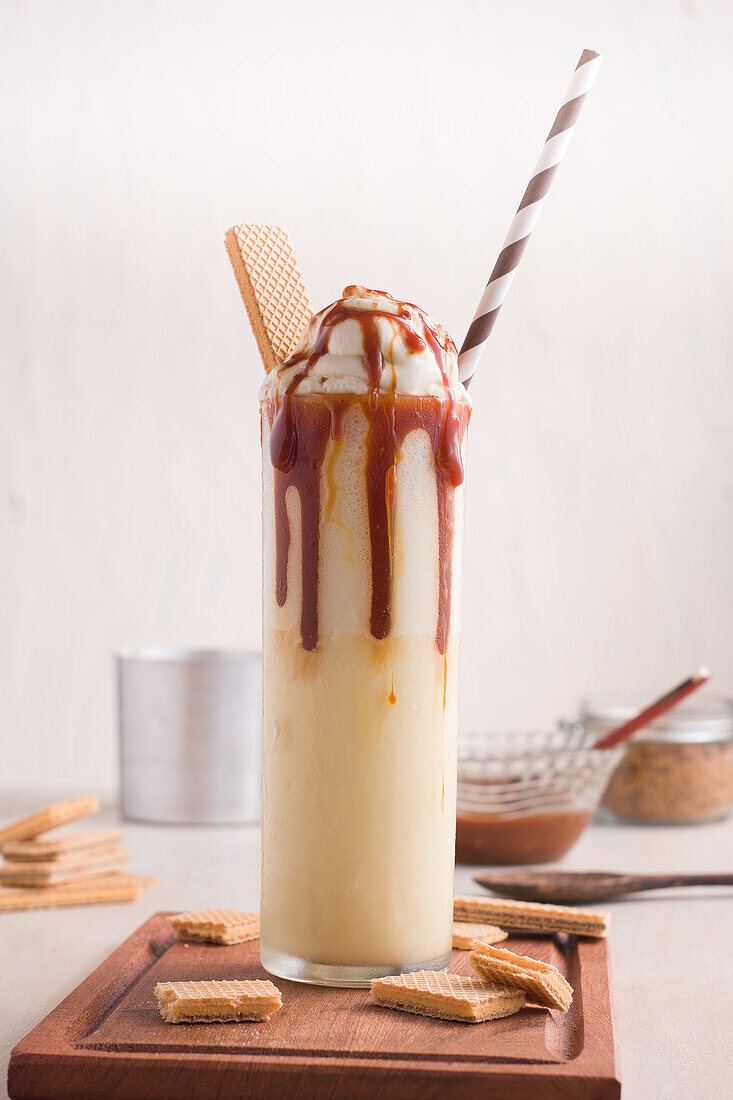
[259,288,470,986]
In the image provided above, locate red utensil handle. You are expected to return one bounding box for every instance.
[594,668,710,750]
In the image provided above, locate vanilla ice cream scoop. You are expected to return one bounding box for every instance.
[260,286,470,403]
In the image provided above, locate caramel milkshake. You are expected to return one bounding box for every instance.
[260,286,471,985]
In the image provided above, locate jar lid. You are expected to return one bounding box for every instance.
[579,693,733,743]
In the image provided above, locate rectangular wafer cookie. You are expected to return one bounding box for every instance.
[0,874,155,912]
[0,795,99,845]
[2,829,123,861]
[0,848,129,887]
[225,224,311,372]
[454,895,609,938]
[168,909,260,945]
[452,921,508,950]
[155,979,282,1023]
[370,971,525,1023]
[469,942,573,1012]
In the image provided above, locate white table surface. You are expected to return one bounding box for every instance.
[1,792,732,1099]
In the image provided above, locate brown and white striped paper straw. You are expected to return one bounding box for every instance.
[458,49,603,388]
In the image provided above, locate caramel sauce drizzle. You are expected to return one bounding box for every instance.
[266,288,469,655]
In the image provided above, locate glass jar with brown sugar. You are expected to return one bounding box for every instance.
[581,694,733,824]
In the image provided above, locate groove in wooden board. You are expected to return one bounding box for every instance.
[544,934,584,1061]
[9,912,620,1100]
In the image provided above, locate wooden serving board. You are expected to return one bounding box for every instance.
[9,912,620,1099]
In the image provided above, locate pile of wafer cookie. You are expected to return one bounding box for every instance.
[155,896,608,1025]
[156,909,280,1022]
[371,896,609,1023]
[0,795,154,912]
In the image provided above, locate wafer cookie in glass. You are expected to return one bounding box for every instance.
[470,942,573,1012]
[0,795,99,845]
[224,223,311,372]
[155,979,282,1023]
[370,971,525,1023]
[168,909,260,945]
[454,895,609,938]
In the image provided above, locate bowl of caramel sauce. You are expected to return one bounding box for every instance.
[456,727,623,865]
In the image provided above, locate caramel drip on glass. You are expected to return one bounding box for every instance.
[269,399,332,652]
[388,640,397,706]
[267,289,469,655]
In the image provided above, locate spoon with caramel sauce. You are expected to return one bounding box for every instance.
[474,870,733,905]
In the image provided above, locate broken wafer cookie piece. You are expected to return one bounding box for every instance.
[370,971,525,1023]
[470,942,573,1012]
[225,224,311,373]
[0,795,100,846]
[0,848,129,887]
[168,909,260,945]
[155,979,282,1023]
[452,921,508,950]
[454,895,609,938]
[0,873,155,912]
[2,829,124,861]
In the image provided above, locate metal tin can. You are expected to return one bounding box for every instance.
[117,649,261,824]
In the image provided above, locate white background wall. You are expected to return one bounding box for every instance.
[2,0,731,793]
